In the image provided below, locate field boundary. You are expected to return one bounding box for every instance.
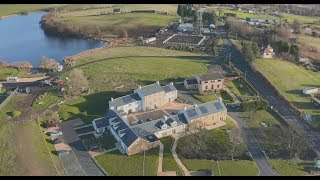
[0,88,18,109]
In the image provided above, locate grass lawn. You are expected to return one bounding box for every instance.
[254,58,320,125]
[32,90,63,109]
[58,91,120,123]
[225,77,257,97]
[0,67,45,81]
[193,91,234,104]
[193,93,218,103]
[298,35,320,50]
[66,46,208,92]
[160,136,183,176]
[97,133,117,150]
[95,147,159,176]
[269,158,315,176]
[0,4,54,16]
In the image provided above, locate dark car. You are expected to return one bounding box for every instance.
[53,138,63,144]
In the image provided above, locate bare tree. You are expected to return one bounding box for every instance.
[40,56,58,69]
[66,68,89,98]
[228,128,244,160]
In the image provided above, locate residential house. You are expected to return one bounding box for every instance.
[93,100,227,155]
[196,73,224,94]
[184,77,198,90]
[110,81,177,113]
[109,93,142,114]
[262,44,275,58]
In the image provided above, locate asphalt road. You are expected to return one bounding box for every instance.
[220,34,320,156]
[228,109,280,176]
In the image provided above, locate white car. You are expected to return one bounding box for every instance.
[49,131,63,136]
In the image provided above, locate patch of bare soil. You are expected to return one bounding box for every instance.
[127,25,160,38]
[13,124,49,175]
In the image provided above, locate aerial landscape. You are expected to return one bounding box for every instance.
[1,3,320,176]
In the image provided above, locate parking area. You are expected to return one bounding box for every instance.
[59,119,105,176]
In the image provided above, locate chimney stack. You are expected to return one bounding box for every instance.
[184,106,187,110]
[156,80,160,85]
[139,86,142,89]
[111,97,114,101]
[170,82,173,86]
[163,115,168,120]
[218,97,222,102]
[194,104,198,108]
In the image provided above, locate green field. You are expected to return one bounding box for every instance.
[0,4,54,17]
[95,148,159,176]
[269,159,315,176]
[222,9,278,20]
[160,136,183,176]
[193,91,234,104]
[67,46,208,92]
[254,58,320,124]
[56,4,178,37]
[299,35,320,50]
[0,67,45,81]
[282,13,320,25]
[0,94,64,175]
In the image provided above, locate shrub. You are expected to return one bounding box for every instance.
[10,110,22,118]
[240,99,269,112]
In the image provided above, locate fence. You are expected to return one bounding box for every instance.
[0,88,18,109]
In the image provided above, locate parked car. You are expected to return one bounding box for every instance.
[53,138,63,144]
[58,150,70,156]
[49,131,63,136]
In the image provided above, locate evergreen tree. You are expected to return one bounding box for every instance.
[242,41,256,63]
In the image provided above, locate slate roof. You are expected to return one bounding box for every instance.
[136,83,164,96]
[162,84,177,93]
[130,115,185,140]
[93,116,109,129]
[198,73,224,81]
[178,100,227,123]
[106,110,139,148]
[185,78,198,85]
[111,93,141,107]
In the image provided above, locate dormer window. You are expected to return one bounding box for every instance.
[161,124,167,130]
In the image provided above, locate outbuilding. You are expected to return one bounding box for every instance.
[303,87,318,95]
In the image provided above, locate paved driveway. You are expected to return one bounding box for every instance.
[60,119,105,176]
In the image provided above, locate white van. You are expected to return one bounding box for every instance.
[6,77,19,82]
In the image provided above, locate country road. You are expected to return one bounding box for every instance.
[220,34,320,157]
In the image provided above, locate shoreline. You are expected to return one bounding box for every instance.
[0,10,45,20]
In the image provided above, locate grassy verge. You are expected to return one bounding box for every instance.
[225,77,257,97]
[298,35,320,50]
[95,147,159,176]
[160,136,183,176]
[253,58,320,125]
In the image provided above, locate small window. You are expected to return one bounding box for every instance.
[217,85,220,88]
[211,85,214,89]
[266,53,269,55]
[204,81,208,83]
[218,79,222,82]
[205,86,208,89]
